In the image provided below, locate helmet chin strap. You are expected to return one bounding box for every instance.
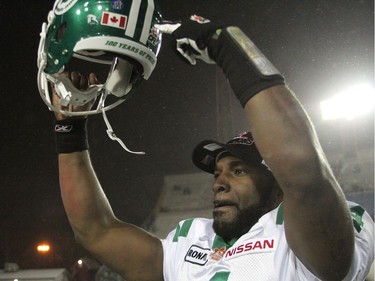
[98,57,146,155]
[99,90,145,155]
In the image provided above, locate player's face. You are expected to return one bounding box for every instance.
[212,156,281,241]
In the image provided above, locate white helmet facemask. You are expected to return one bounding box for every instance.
[38,53,145,154]
[38,55,133,116]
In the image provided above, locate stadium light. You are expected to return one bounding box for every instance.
[320,84,374,121]
[37,243,50,253]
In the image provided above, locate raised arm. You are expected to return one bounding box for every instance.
[210,27,354,280]
[245,85,354,280]
[53,72,164,281]
[157,18,355,280]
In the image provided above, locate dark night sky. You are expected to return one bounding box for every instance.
[0,0,373,269]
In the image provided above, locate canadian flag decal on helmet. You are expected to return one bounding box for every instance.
[101,12,127,30]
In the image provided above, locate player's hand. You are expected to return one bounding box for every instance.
[155,15,222,65]
[52,71,99,120]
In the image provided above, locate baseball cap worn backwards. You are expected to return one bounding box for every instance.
[192,132,270,174]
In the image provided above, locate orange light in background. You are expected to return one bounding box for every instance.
[37,243,50,253]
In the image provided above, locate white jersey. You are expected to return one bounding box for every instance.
[161,202,374,281]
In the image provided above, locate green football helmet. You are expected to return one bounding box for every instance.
[37,0,162,116]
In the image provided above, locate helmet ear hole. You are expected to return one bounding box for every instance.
[119,55,143,84]
[56,22,67,42]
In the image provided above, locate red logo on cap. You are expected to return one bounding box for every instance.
[238,132,248,139]
[229,132,254,145]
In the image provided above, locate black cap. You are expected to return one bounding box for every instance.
[192,132,270,174]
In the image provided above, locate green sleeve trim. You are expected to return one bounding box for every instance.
[172,218,194,242]
[350,205,365,233]
[276,203,284,225]
[275,203,367,232]
[210,271,230,281]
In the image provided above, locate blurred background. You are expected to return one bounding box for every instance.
[0,0,373,280]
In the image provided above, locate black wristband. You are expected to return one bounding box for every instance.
[208,27,285,107]
[54,118,89,153]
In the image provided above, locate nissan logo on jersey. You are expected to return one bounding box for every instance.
[224,238,276,260]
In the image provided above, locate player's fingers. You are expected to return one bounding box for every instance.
[70,71,88,90]
[70,71,80,89]
[88,73,100,85]
[79,74,88,90]
[60,71,70,78]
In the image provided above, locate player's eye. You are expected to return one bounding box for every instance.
[233,168,246,176]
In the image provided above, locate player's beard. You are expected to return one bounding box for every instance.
[212,201,269,242]
[212,176,278,242]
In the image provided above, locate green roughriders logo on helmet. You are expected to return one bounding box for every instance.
[54,0,79,15]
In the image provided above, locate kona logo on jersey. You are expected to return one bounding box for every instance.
[184,245,210,266]
[101,12,127,30]
[224,238,276,259]
[54,0,79,15]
